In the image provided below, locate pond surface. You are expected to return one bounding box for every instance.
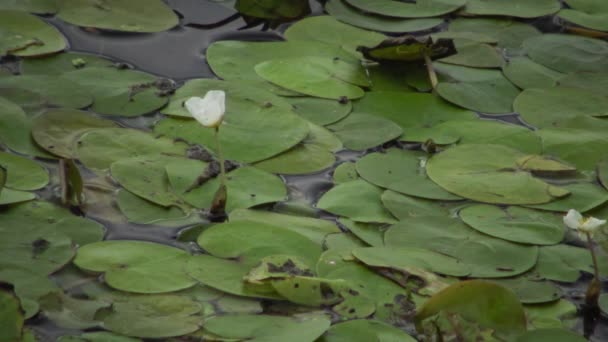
[1,0,608,341]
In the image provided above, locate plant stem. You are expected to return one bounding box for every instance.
[423,53,438,90]
[214,126,227,187]
[587,232,600,280]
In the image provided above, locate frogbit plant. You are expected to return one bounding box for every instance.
[186,90,228,221]
[564,209,607,308]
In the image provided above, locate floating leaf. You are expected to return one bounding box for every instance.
[464,0,560,18]
[0,188,36,205]
[559,8,608,33]
[0,97,53,158]
[0,10,66,56]
[0,75,93,110]
[76,128,188,171]
[74,240,196,293]
[523,34,608,73]
[0,0,57,14]
[357,149,462,200]
[326,113,402,151]
[39,292,108,330]
[515,329,586,342]
[0,151,48,191]
[426,144,570,205]
[320,319,416,342]
[254,57,367,100]
[344,0,467,19]
[58,332,141,342]
[502,57,565,89]
[381,190,455,220]
[0,269,57,319]
[415,280,527,339]
[599,160,608,191]
[490,278,562,304]
[57,0,178,33]
[459,205,565,245]
[525,182,608,213]
[531,244,608,282]
[116,189,194,226]
[448,18,541,50]
[235,0,310,20]
[286,97,352,126]
[0,289,23,342]
[63,67,168,117]
[317,179,397,224]
[333,162,358,184]
[525,299,577,330]
[359,36,456,63]
[557,71,608,96]
[325,0,443,34]
[386,216,539,278]
[537,128,608,172]
[20,52,114,75]
[439,43,503,68]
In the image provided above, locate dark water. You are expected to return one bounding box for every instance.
[8,0,607,340]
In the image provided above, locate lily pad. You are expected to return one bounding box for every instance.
[464,0,560,18]
[344,0,467,19]
[166,162,287,212]
[317,179,397,223]
[116,189,194,226]
[356,149,462,200]
[155,80,309,164]
[74,240,196,293]
[320,319,416,342]
[235,0,310,20]
[0,290,23,342]
[0,152,48,190]
[381,190,455,220]
[525,182,608,213]
[286,97,352,126]
[333,162,358,184]
[0,268,58,318]
[503,57,565,89]
[439,43,503,68]
[63,67,168,117]
[557,72,608,96]
[531,244,608,282]
[460,205,564,245]
[558,9,608,33]
[20,51,114,75]
[32,109,119,158]
[537,128,608,171]
[523,34,608,73]
[0,0,57,14]
[0,10,66,57]
[415,280,526,339]
[0,97,52,158]
[516,329,586,342]
[386,216,539,278]
[39,292,108,330]
[0,188,36,205]
[515,87,608,128]
[326,113,402,151]
[254,57,367,100]
[325,0,443,34]
[353,91,475,136]
[58,332,141,342]
[491,278,562,304]
[599,160,608,190]
[426,144,570,205]
[448,18,541,50]
[203,313,331,342]
[57,0,179,33]
[0,75,93,110]
[254,123,342,175]
[76,128,188,171]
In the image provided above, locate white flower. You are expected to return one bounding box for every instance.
[185,90,226,128]
[563,209,606,240]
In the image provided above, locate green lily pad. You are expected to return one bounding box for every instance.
[198,220,322,267]
[155,81,309,164]
[74,240,197,293]
[531,244,608,282]
[323,319,416,342]
[63,67,168,117]
[490,278,562,304]
[448,18,541,50]
[0,0,57,14]
[254,123,342,175]
[439,43,503,68]
[186,254,281,299]
[525,299,577,330]
[0,10,66,57]
[515,87,608,128]
[57,0,178,33]
[99,295,202,338]
[203,313,331,342]
[20,51,114,75]
[206,40,357,92]
[0,87,48,116]
[0,289,23,342]
[229,209,340,245]
[166,162,287,212]
[58,332,141,342]
[0,268,58,319]
[339,219,384,247]
[39,292,108,330]
[254,57,367,100]
[525,182,608,213]
[557,72,608,96]
[599,160,608,190]
[459,205,565,245]
[317,179,397,223]
[523,34,608,73]
[353,91,475,136]
[326,113,402,151]
[76,128,188,172]
[270,276,349,307]
[325,0,443,34]
[357,149,462,201]
[537,128,608,171]
[464,0,560,18]
[0,152,47,190]
[381,190,456,220]
[0,97,52,158]
[286,97,352,126]
[284,15,384,57]
[426,144,570,205]
[344,0,467,19]
[235,0,310,20]
[116,189,194,226]
[503,57,565,89]
[353,246,471,277]
[386,216,539,278]
[32,109,119,158]
[333,162,358,184]
[415,280,526,339]
[0,75,93,110]
[559,9,608,32]
[516,329,586,342]
[0,188,36,205]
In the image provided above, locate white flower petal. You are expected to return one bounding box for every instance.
[581,217,607,232]
[563,209,583,229]
[185,90,226,128]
